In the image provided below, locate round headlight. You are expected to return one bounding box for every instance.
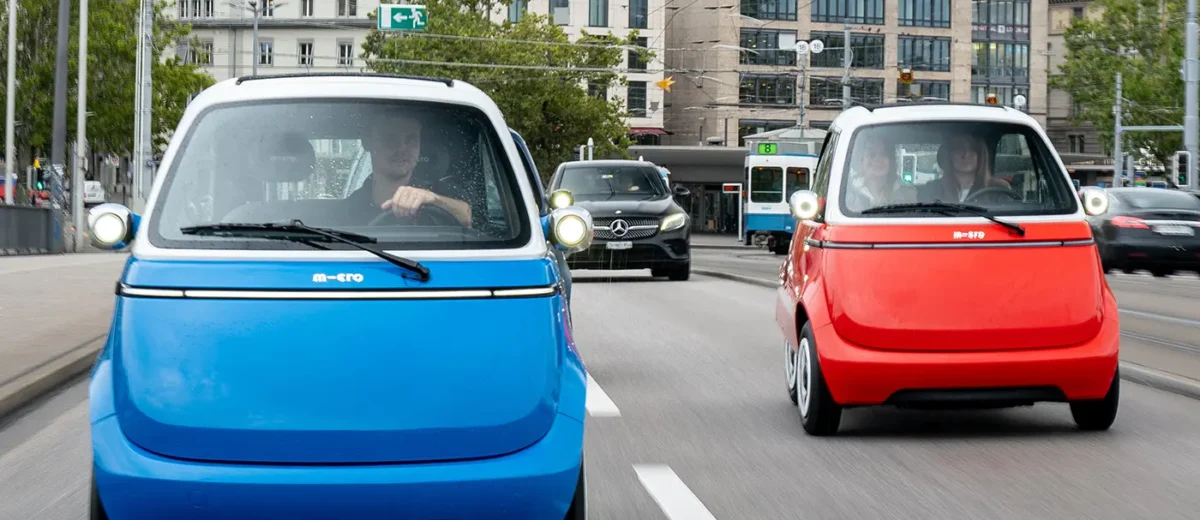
[91,212,127,245]
[555,214,588,246]
[549,190,574,210]
[1080,187,1109,216]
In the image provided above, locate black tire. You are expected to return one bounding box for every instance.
[794,322,841,436]
[565,459,587,520]
[1070,372,1119,431]
[90,474,109,520]
[667,262,690,281]
[1150,268,1171,278]
[772,239,789,255]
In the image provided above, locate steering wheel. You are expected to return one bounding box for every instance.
[964,186,1022,203]
[368,203,462,227]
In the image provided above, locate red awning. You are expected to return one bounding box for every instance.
[629,127,669,136]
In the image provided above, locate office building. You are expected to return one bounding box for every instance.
[1046,0,1111,185]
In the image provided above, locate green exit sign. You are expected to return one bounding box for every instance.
[377,4,428,31]
[757,143,777,155]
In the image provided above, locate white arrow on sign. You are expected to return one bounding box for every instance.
[393,11,409,23]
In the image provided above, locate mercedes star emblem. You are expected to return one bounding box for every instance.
[610,219,630,237]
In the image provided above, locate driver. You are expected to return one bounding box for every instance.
[919,133,1011,203]
[346,112,473,227]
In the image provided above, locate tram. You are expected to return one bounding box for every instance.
[742,146,818,254]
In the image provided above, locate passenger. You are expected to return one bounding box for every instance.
[845,137,916,212]
[919,133,1011,203]
[346,112,473,226]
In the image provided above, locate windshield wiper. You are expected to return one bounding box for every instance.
[861,201,1026,237]
[179,221,432,281]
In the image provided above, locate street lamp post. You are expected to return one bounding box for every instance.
[230,0,287,76]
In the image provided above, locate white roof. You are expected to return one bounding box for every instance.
[829,103,1040,132]
[189,74,499,114]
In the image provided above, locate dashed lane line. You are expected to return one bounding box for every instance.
[585,374,621,417]
[634,464,719,520]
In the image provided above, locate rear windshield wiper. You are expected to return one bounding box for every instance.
[179,221,431,281]
[861,201,1026,237]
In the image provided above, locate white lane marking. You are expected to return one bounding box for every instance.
[634,464,718,520]
[1120,309,1200,328]
[585,374,621,417]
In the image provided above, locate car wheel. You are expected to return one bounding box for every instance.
[785,338,798,405]
[565,459,587,520]
[795,322,841,436]
[1069,372,1119,431]
[90,474,109,520]
[667,262,690,281]
[1150,268,1171,278]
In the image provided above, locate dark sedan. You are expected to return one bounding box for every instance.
[548,160,692,280]
[1088,188,1200,277]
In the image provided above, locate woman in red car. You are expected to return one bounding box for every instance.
[917,133,1012,203]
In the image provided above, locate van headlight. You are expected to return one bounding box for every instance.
[660,212,687,232]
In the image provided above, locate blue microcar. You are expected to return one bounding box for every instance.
[85,72,595,519]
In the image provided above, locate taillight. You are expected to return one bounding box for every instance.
[1111,216,1149,229]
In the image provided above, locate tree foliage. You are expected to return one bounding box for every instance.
[0,0,214,161]
[1050,0,1186,169]
[360,0,647,178]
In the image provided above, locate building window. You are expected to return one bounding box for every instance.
[550,0,570,24]
[898,36,951,72]
[897,80,951,100]
[1072,6,1084,18]
[262,0,275,16]
[1068,134,1086,153]
[972,0,1031,41]
[971,84,1029,111]
[508,0,526,21]
[628,37,648,70]
[740,0,797,21]
[900,0,950,27]
[738,119,792,147]
[810,31,884,69]
[177,0,214,17]
[627,81,648,117]
[812,0,884,24]
[258,39,274,66]
[298,42,314,66]
[811,76,883,106]
[588,81,608,100]
[739,73,796,105]
[184,39,213,65]
[739,28,797,66]
[589,0,608,27]
[338,41,355,66]
[629,0,648,28]
[300,0,313,16]
[338,0,357,16]
[972,42,1030,82]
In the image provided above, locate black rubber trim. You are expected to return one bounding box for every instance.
[885,386,1068,409]
[804,238,1095,249]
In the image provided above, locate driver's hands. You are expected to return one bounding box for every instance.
[382,186,438,217]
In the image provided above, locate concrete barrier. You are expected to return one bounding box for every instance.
[0,205,54,255]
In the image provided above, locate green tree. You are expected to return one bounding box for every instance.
[359,0,647,178]
[0,0,214,163]
[1051,0,1186,171]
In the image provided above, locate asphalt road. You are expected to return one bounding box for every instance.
[5,271,1200,518]
[693,248,1200,382]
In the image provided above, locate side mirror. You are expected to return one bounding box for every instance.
[1080,186,1109,216]
[672,185,691,197]
[789,190,820,221]
[87,203,136,250]
[549,206,594,254]
[549,189,574,210]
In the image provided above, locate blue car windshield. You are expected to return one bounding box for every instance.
[148,98,531,251]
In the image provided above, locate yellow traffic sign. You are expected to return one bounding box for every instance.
[33,158,39,168]
[656,76,675,92]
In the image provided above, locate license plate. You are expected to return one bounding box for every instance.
[606,241,633,250]
[1154,225,1195,236]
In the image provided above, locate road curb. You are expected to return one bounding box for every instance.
[693,269,778,288]
[695,267,1200,401]
[0,337,104,421]
[692,243,756,251]
[1118,361,1200,401]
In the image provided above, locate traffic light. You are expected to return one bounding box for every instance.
[34,167,47,190]
[899,68,914,84]
[985,93,998,105]
[1175,150,1190,186]
[901,154,916,184]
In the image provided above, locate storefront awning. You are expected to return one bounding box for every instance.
[629,127,670,136]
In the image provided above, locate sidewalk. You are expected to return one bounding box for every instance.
[0,253,128,418]
[691,233,751,250]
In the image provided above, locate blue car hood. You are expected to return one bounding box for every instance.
[110,257,566,464]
